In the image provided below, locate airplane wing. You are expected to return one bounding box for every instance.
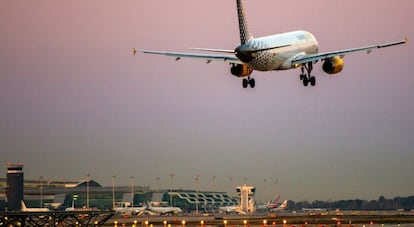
[292,38,407,65]
[135,49,242,64]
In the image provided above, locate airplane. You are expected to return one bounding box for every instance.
[266,196,282,210]
[45,193,66,210]
[256,196,288,212]
[145,202,183,216]
[21,200,50,212]
[256,196,280,211]
[65,199,76,211]
[218,204,246,215]
[114,204,146,216]
[269,200,288,212]
[64,199,90,212]
[135,0,407,88]
[218,197,256,215]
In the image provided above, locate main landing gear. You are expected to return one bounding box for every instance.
[242,77,255,88]
[300,62,316,87]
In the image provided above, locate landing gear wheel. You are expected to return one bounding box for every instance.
[242,78,255,88]
[300,62,315,87]
[249,78,255,88]
[310,76,316,86]
[303,77,309,87]
[242,79,248,88]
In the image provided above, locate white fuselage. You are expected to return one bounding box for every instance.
[21,201,50,212]
[149,206,183,214]
[237,30,319,71]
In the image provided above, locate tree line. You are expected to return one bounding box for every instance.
[289,196,414,211]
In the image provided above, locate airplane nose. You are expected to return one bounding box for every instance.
[235,44,256,62]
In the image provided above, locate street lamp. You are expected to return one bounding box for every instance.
[86,174,90,210]
[263,178,267,204]
[156,177,160,203]
[170,174,174,206]
[130,176,134,207]
[39,176,43,208]
[212,176,216,212]
[195,174,200,215]
[112,175,116,209]
[228,176,234,197]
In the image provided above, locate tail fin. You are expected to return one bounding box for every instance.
[272,196,281,206]
[267,196,281,209]
[236,0,254,44]
[278,200,288,209]
[21,201,27,210]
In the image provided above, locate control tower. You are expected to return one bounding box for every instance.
[6,163,24,211]
[236,184,255,213]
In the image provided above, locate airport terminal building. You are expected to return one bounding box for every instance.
[0,177,238,212]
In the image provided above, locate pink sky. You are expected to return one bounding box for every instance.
[1,0,413,201]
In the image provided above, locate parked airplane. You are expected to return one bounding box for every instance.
[256,196,280,211]
[64,199,91,212]
[21,201,50,212]
[145,202,183,215]
[269,200,288,212]
[114,204,146,216]
[135,0,407,88]
[256,196,288,212]
[218,204,246,215]
[266,196,281,210]
[65,199,76,211]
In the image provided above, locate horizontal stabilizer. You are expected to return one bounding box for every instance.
[189,48,234,53]
[137,50,241,64]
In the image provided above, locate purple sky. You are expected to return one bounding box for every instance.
[1,0,413,201]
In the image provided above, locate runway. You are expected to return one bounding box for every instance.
[106,212,414,227]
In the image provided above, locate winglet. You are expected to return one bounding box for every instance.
[132,48,137,55]
[405,37,409,44]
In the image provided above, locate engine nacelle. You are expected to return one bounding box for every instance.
[231,64,253,77]
[322,56,344,74]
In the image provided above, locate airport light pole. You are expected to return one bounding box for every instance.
[212,176,216,212]
[156,177,160,203]
[112,175,116,209]
[263,178,267,203]
[86,174,90,210]
[274,178,279,200]
[39,176,43,208]
[229,176,234,199]
[195,174,200,215]
[170,174,174,206]
[130,176,134,207]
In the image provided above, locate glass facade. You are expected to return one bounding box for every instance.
[0,178,237,211]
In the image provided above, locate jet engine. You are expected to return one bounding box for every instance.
[322,56,344,74]
[230,64,253,77]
